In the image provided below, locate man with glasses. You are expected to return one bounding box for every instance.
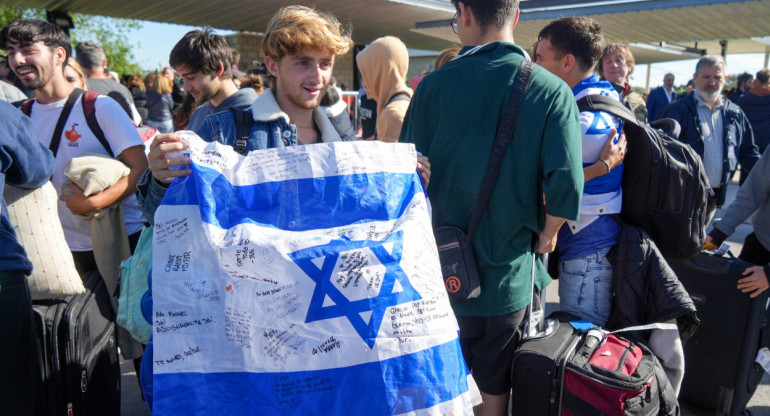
[400,1,583,414]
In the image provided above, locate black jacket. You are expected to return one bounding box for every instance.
[606,224,700,344]
[738,90,770,153]
[659,92,760,204]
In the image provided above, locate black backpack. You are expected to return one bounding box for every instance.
[577,95,711,259]
[230,108,254,156]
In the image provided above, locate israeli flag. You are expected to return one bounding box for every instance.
[151,134,480,415]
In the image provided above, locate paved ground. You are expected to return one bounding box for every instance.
[120,180,767,415]
[120,359,150,416]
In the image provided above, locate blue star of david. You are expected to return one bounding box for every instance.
[289,230,421,348]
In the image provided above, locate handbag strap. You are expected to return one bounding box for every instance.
[49,88,86,157]
[466,60,534,242]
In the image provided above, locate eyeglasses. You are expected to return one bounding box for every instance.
[450,11,459,34]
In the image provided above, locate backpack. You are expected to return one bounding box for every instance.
[577,95,710,259]
[230,108,254,156]
[20,88,114,157]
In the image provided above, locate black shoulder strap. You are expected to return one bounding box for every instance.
[230,108,254,156]
[49,88,86,157]
[82,90,115,158]
[576,94,640,128]
[384,93,411,108]
[467,60,535,242]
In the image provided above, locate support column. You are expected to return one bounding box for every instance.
[645,64,652,92]
[719,39,728,60]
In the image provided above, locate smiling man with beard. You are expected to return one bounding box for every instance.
[1,19,148,270]
[660,54,760,220]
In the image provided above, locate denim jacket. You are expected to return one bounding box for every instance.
[137,88,342,223]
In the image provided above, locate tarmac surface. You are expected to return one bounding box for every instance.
[119,180,769,415]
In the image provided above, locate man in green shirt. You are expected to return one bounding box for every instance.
[400,1,583,414]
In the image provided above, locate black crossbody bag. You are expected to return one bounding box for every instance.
[434,60,534,304]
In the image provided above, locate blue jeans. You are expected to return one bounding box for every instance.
[146,118,173,133]
[558,246,613,327]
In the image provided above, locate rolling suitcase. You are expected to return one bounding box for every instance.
[510,251,678,416]
[32,270,121,416]
[510,311,672,416]
[668,252,769,415]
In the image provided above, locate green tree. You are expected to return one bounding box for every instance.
[70,14,143,75]
[1,7,143,75]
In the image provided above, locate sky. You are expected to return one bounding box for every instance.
[129,21,234,71]
[128,20,768,90]
[633,53,768,90]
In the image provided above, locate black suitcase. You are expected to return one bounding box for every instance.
[510,311,582,415]
[510,311,676,416]
[668,252,769,415]
[32,271,121,416]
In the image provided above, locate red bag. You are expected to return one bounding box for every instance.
[562,330,658,416]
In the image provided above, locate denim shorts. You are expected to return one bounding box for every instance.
[558,246,613,327]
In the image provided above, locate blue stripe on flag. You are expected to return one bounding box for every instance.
[160,163,420,231]
[152,338,469,415]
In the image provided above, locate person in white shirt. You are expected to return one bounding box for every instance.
[2,18,148,274]
[647,72,676,121]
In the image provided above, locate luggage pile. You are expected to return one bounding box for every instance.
[669,253,770,416]
[511,312,679,416]
[4,182,121,416]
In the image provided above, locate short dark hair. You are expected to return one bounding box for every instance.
[75,40,105,70]
[1,19,71,62]
[737,72,753,86]
[538,16,603,72]
[169,28,233,78]
[756,68,770,84]
[450,0,519,34]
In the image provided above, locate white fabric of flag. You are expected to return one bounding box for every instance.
[151,134,480,415]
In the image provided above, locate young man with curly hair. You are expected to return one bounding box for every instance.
[139,6,357,219]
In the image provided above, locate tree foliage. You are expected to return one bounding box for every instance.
[1,7,143,75]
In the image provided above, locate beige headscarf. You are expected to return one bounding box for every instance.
[356,36,413,142]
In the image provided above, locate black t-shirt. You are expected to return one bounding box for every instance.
[359,92,377,139]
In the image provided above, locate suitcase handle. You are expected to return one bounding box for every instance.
[523,238,557,340]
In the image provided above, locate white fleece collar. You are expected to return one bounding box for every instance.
[250,88,341,142]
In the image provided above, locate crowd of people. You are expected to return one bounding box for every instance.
[1,0,769,414]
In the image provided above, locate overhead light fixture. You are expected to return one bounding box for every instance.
[46,10,74,31]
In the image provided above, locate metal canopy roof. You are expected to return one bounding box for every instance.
[4,0,770,63]
[412,0,770,63]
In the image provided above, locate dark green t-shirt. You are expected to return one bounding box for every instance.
[400,42,583,316]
